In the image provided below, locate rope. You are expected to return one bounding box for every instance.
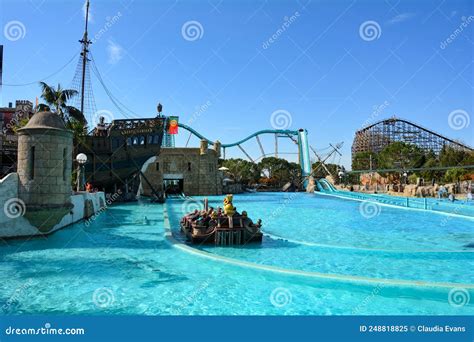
[89,53,141,119]
[2,51,80,86]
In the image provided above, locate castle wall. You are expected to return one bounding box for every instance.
[141,147,222,196]
[0,172,105,238]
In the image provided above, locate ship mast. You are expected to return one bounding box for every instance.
[79,0,91,117]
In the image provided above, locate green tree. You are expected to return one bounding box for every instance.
[439,146,474,167]
[220,158,260,185]
[444,167,468,183]
[38,82,86,123]
[352,151,377,171]
[377,142,425,177]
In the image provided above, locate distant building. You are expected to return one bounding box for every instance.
[0,100,34,176]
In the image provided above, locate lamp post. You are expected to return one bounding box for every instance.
[76,153,88,192]
[157,103,163,117]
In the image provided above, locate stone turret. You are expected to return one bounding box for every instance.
[200,139,208,155]
[213,140,221,158]
[17,111,73,231]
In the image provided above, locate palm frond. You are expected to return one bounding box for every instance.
[65,106,86,124]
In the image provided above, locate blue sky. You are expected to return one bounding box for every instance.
[1,0,473,168]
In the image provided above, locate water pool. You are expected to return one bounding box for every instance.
[0,193,472,315]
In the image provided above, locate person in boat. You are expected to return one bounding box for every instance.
[241,211,253,227]
[241,211,262,229]
[208,211,218,228]
[467,192,473,201]
[197,212,211,227]
[85,182,93,192]
[216,207,223,217]
[448,193,456,202]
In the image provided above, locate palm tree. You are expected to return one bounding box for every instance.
[37,81,86,124]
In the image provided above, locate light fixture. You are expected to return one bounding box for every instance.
[76,153,88,165]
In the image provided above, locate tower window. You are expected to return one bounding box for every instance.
[188,162,192,171]
[156,162,159,171]
[29,146,35,180]
[63,148,67,181]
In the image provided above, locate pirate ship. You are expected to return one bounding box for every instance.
[180,195,263,246]
[72,1,175,194]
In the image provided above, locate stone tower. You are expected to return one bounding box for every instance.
[17,111,73,231]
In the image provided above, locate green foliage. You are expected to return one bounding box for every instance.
[11,117,30,133]
[408,174,418,184]
[349,142,473,185]
[444,167,468,183]
[378,142,426,171]
[220,157,304,187]
[439,146,474,167]
[220,158,260,185]
[352,152,377,171]
[38,82,85,124]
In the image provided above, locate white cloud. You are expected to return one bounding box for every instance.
[387,12,415,25]
[107,39,124,65]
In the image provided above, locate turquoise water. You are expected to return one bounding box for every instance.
[0,193,473,315]
[325,189,474,217]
